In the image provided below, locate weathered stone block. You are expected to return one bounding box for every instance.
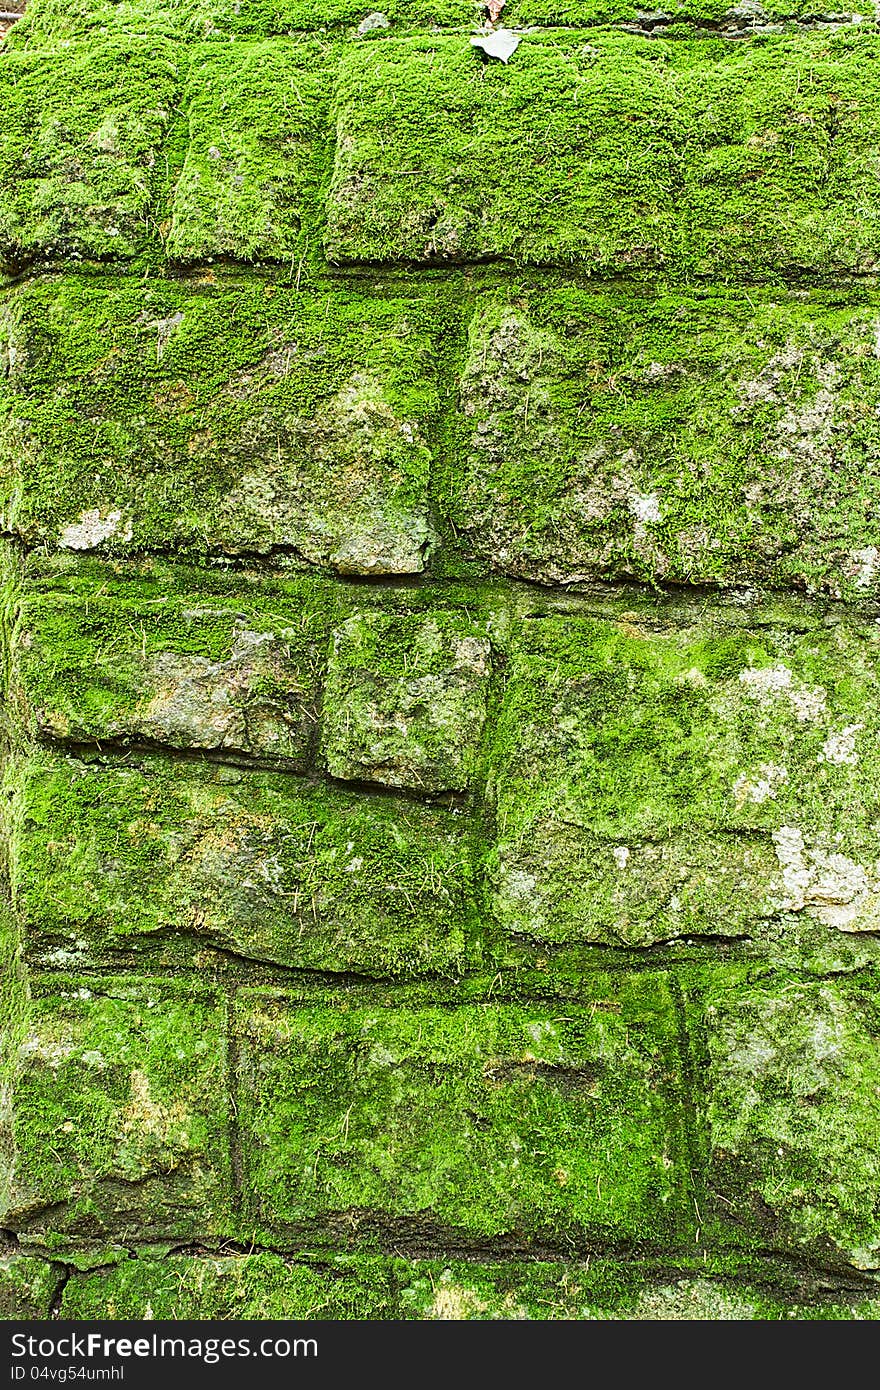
[509,0,867,25]
[0,1254,64,1319]
[7,0,478,46]
[326,30,880,279]
[447,289,880,595]
[488,605,880,954]
[167,40,333,264]
[52,1247,880,1318]
[0,275,438,575]
[321,609,492,792]
[701,971,880,1270]
[15,556,337,768]
[60,1252,398,1319]
[235,981,691,1243]
[0,39,182,267]
[2,977,233,1242]
[10,750,478,975]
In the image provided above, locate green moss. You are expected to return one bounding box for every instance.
[15,562,338,768]
[8,0,871,51]
[0,1254,64,1319]
[699,969,880,1269]
[0,38,183,269]
[397,1262,880,1318]
[321,608,492,792]
[2,975,233,1242]
[235,978,692,1244]
[486,606,880,953]
[0,902,26,1232]
[61,1251,399,1318]
[326,29,880,280]
[508,0,873,22]
[445,286,880,595]
[8,0,480,47]
[10,748,481,976]
[52,1247,880,1318]
[0,274,441,573]
[166,40,336,265]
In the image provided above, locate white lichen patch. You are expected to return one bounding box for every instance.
[630,1280,759,1321]
[772,826,880,932]
[121,1068,190,1149]
[819,724,864,767]
[732,762,788,806]
[428,1273,489,1321]
[738,662,827,722]
[18,1035,74,1069]
[58,508,133,551]
[628,493,662,524]
[845,546,880,590]
[674,667,709,690]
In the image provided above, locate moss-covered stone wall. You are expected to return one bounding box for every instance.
[2,0,880,1320]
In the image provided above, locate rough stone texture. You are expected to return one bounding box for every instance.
[0,277,438,572]
[10,749,478,975]
[322,610,492,791]
[0,1254,64,1319]
[2,0,880,1322]
[486,609,880,957]
[450,292,880,596]
[55,1254,880,1320]
[4,977,232,1243]
[14,557,335,767]
[325,31,880,279]
[702,972,880,1269]
[235,982,689,1243]
[0,38,181,267]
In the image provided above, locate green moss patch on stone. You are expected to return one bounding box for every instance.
[10,748,479,976]
[2,975,233,1242]
[61,1251,398,1318]
[52,1246,880,1318]
[0,274,439,573]
[15,560,338,768]
[486,607,880,952]
[0,38,183,269]
[166,40,335,265]
[8,0,872,51]
[326,30,880,279]
[507,0,873,26]
[321,608,492,792]
[700,970,880,1269]
[446,287,880,595]
[7,0,480,47]
[235,980,691,1244]
[0,1254,64,1319]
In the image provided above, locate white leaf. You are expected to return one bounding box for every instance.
[470,29,521,63]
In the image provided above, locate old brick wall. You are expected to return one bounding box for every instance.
[2,0,880,1320]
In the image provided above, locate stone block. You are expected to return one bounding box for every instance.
[326,30,880,279]
[235,980,691,1244]
[15,556,336,768]
[488,604,880,957]
[0,275,438,574]
[167,40,334,264]
[10,750,478,975]
[446,288,880,595]
[0,1254,64,1319]
[701,971,880,1270]
[1,977,233,1242]
[0,38,181,267]
[321,609,492,792]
